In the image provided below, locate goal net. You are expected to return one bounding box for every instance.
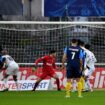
[0,21,105,90]
[0,21,105,65]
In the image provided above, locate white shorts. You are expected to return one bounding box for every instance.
[84,67,95,77]
[6,63,19,76]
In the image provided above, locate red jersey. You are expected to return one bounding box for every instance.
[35,55,56,70]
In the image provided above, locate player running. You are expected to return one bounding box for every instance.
[1,49,19,91]
[61,39,83,98]
[84,44,97,92]
[32,50,61,91]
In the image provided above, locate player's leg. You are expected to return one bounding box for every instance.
[80,76,85,91]
[85,68,94,92]
[65,68,72,97]
[76,78,82,97]
[32,72,47,91]
[84,68,89,91]
[85,78,92,91]
[2,67,12,91]
[52,73,61,91]
[13,65,19,90]
[72,79,77,92]
[13,74,18,90]
[2,74,9,91]
[65,79,72,97]
[32,78,43,91]
[75,69,83,97]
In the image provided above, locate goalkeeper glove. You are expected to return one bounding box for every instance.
[32,67,37,72]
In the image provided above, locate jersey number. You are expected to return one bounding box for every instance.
[7,57,14,61]
[71,52,75,60]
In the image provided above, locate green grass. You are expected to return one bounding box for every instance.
[0,90,105,105]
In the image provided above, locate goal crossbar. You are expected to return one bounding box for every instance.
[0,21,105,25]
[18,63,105,66]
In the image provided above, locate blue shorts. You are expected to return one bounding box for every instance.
[66,66,82,79]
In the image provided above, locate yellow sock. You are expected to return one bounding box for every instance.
[80,77,85,90]
[77,81,82,97]
[65,82,72,96]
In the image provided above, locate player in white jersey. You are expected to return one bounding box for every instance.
[72,40,96,92]
[84,44,97,92]
[1,49,19,91]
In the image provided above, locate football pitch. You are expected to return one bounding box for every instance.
[0,90,105,105]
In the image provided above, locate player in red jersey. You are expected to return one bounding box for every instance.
[32,50,61,91]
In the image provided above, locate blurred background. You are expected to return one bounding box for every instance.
[0,0,105,21]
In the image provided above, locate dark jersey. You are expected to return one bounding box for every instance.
[64,46,84,78]
[64,46,83,68]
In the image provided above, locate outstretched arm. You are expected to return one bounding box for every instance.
[32,57,45,72]
[61,47,67,70]
[35,57,44,66]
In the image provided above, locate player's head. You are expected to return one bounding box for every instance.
[78,39,85,47]
[85,44,91,50]
[71,39,78,46]
[1,49,8,55]
[49,50,56,57]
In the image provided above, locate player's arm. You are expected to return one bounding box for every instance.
[83,51,87,71]
[80,59,83,71]
[61,47,67,70]
[61,54,66,69]
[79,50,83,71]
[32,56,45,72]
[35,56,45,66]
[92,53,97,63]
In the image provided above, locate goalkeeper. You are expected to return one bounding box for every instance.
[32,50,61,91]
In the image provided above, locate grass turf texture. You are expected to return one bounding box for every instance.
[0,90,105,105]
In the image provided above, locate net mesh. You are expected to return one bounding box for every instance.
[0,22,105,63]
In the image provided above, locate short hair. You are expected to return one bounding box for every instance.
[85,44,91,50]
[78,39,85,46]
[1,49,8,55]
[49,50,56,54]
[71,39,77,43]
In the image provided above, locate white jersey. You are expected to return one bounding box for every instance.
[2,55,17,66]
[82,47,97,69]
[2,55,19,75]
[86,51,97,68]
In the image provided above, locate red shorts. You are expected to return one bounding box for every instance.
[40,69,56,79]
